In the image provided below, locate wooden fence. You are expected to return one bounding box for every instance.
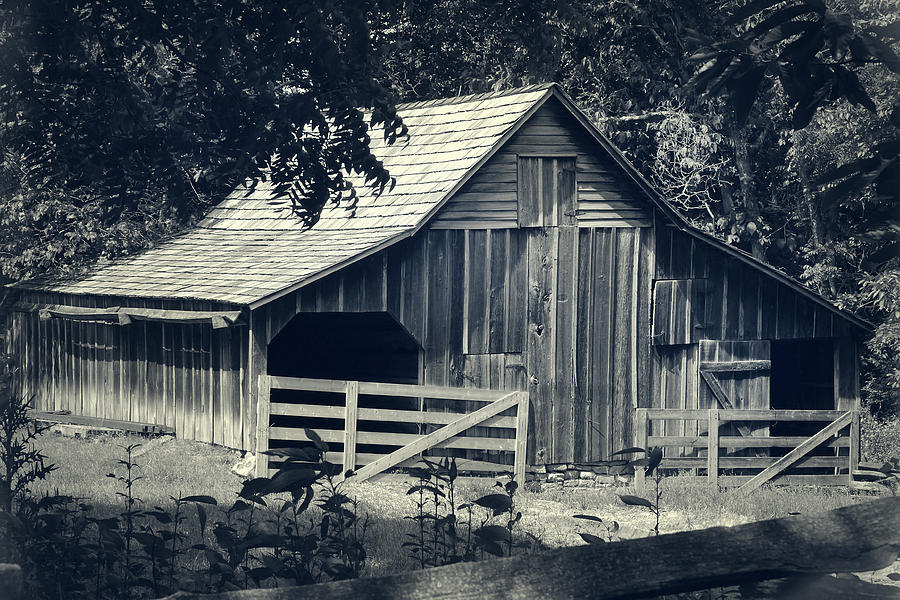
[633,408,860,491]
[256,376,529,482]
[158,496,900,599]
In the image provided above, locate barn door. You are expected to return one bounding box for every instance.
[699,340,770,441]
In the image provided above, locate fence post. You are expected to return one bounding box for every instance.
[849,409,860,484]
[255,374,271,478]
[343,380,359,475]
[514,392,530,484]
[708,409,719,487]
[634,408,648,490]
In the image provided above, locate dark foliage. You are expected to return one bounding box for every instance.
[0,0,405,280]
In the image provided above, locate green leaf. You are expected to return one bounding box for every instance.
[572,514,604,522]
[304,428,328,452]
[264,468,318,494]
[478,538,505,557]
[182,495,218,505]
[474,493,513,515]
[474,525,510,542]
[579,532,605,544]
[646,448,664,477]
[729,65,768,126]
[407,484,445,497]
[610,447,646,457]
[618,494,655,509]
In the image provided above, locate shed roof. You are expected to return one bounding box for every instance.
[18,84,553,305]
[15,83,869,332]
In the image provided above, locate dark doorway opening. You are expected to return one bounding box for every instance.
[770,339,834,441]
[267,312,421,458]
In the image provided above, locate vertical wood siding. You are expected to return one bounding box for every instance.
[650,220,857,418]
[653,224,849,343]
[268,224,645,464]
[10,291,250,450]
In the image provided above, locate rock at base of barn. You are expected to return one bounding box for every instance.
[232,453,256,478]
[528,461,634,489]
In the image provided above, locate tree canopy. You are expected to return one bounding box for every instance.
[0,0,404,280]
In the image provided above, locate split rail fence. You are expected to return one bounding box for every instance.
[633,408,860,492]
[256,376,529,482]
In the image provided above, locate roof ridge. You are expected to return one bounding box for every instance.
[396,82,556,111]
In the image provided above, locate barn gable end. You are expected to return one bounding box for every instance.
[430,97,652,229]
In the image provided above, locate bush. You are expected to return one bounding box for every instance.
[860,408,900,463]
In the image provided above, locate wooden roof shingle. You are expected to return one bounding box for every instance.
[18,84,554,306]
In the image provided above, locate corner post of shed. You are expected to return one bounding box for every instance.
[247,309,268,455]
[833,337,860,478]
[255,374,271,478]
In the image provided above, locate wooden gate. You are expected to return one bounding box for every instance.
[256,376,530,483]
[633,408,860,490]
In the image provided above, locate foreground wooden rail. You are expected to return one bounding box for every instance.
[165,497,900,599]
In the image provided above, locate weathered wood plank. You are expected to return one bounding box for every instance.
[488,230,508,354]
[739,411,853,494]
[270,403,518,428]
[574,230,593,461]
[612,228,636,453]
[590,228,614,459]
[699,360,770,372]
[514,392,529,484]
[554,223,577,462]
[447,230,466,385]
[505,230,526,352]
[425,230,451,387]
[348,392,520,481]
[29,411,174,434]
[267,376,512,401]
[162,497,900,600]
[648,436,849,448]
[525,228,558,463]
[254,375,271,477]
[517,157,541,227]
[708,409,719,486]
[466,230,489,354]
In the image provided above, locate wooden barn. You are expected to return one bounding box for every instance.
[7,83,871,487]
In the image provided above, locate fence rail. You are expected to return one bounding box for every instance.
[257,376,529,482]
[160,496,900,600]
[634,408,860,490]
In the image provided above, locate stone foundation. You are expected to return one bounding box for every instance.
[527,462,635,487]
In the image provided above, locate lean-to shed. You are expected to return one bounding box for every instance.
[8,83,869,471]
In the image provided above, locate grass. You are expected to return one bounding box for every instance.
[30,428,896,584]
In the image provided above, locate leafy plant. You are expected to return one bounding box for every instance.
[613,447,665,536]
[572,514,620,544]
[404,457,476,567]
[403,459,526,567]
[473,480,521,558]
[0,366,56,515]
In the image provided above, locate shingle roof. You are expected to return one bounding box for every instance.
[18,84,554,305]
